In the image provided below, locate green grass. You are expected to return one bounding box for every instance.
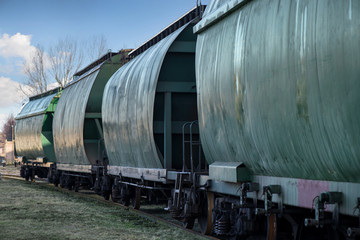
[0,178,206,240]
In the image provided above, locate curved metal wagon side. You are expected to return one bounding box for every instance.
[15,87,61,179]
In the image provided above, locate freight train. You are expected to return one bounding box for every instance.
[14,1,360,239]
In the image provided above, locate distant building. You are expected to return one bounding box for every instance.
[0,140,18,165]
[4,140,15,164]
[0,137,5,159]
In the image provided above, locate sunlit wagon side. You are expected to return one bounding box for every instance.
[50,51,130,189]
[15,87,61,180]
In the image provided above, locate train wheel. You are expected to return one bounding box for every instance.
[65,175,73,190]
[31,168,35,182]
[131,187,141,209]
[119,184,130,206]
[111,185,119,202]
[59,175,65,188]
[24,168,30,181]
[20,166,25,178]
[198,191,214,235]
[267,214,277,240]
[53,171,60,187]
[183,217,195,229]
[74,178,80,193]
[103,193,110,200]
[101,176,111,200]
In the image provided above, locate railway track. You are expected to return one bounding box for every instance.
[1,174,219,240]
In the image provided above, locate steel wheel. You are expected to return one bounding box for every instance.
[120,184,130,206]
[111,185,120,202]
[131,187,141,209]
[59,175,65,188]
[198,191,214,235]
[24,168,30,181]
[267,213,277,240]
[183,217,195,229]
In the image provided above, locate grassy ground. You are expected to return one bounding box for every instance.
[0,178,206,240]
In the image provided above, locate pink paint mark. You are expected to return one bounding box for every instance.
[297,179,329,209]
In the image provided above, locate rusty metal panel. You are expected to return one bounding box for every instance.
[53,70,99,165]
[195,0,360,182]
[15,93,57,159]
[102,24,188,169]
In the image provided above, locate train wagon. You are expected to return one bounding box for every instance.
[14,2,360,239]
[49,50,130,190]
[101,7,205,213]
[15,88,61,180]
[189,0,360,238]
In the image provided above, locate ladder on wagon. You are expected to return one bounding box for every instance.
[182,120,202,175]
[172,121,203,210]
[170,121,206,227]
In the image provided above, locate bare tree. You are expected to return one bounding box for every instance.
[2,115,15,141]
[85,35,108,61]
[22,35,109,93]
[49,37,84,88]
[22,45,48,96]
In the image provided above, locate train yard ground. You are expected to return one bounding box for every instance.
[0,168,208,240]
[0,165,21,176]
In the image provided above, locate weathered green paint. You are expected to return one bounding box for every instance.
[85,113,102,118]
[168,41,196,53]
[41,91,61,163]
[94,118,104,139]
[103,24,199,171]
[54,52,129,166]
[15,88,61,162]
[156,82,196,93]
[153,121,199,134]
[155,24,199,170]
[195,0,360,183]
[164,92,172,169]
[209,162,251,183]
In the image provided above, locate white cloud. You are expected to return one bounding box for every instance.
[0,33,36,63]
[0,77,59,128]
[0,76,30,128]
[0,32,54,79]
[0,77,27,107]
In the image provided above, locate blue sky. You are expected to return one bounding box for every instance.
[0,0,209,126]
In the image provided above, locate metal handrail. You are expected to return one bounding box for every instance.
[182,122,192,172]
[182,120,201,174]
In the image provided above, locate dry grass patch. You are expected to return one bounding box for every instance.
[0,165,21,176]
[0,178,206,240]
